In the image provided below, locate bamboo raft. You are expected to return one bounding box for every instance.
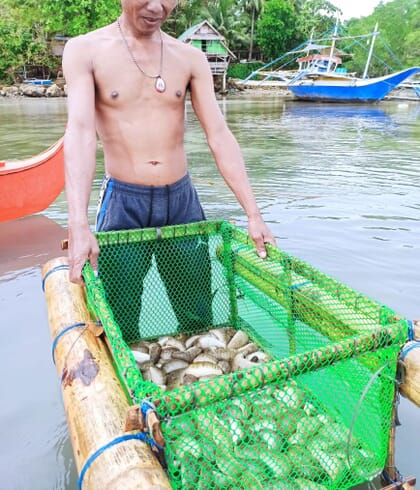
[42,257,171,490]
[42,222,419,489]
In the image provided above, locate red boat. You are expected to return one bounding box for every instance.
[0,138,64,222]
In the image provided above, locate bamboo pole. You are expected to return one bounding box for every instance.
[216,244,387,344]
[232,248,382,338]
[399,341,420,408]
[412,320,420,340]
[42,257,171,490]
[383,393,399,485]
[381,476,416,489]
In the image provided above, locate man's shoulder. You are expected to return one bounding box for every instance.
[65,24,115,50]
[164,34,205,56]
[63,24,117,64]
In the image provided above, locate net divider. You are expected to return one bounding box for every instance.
[153,323,405,418]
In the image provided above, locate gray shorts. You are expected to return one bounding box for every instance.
[95,173,212,339]
[96,173,206,232]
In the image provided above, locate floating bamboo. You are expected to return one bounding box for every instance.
[411,319,420,340]
[399,341,420,408]
[42,257,171,490]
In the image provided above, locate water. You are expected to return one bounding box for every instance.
[0,95,419,488]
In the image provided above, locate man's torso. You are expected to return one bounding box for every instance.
[85,24,197,185]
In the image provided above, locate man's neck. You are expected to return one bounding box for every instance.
[118,16,161,42]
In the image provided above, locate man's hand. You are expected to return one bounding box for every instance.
[248,215,276,259]
[68,224,100,284]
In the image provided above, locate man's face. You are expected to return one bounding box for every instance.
[121,0,178,34]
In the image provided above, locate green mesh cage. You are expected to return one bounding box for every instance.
[83,220,408,490]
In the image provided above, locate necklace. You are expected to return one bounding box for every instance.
[116,17,166,93]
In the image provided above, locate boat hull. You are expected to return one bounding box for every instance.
[288,67,420,102]
[0,138,64,222]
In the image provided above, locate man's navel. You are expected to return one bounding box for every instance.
[148,160,160,166]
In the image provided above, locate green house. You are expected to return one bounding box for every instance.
[179,21,236,89]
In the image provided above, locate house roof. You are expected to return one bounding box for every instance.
[178,20,235,58]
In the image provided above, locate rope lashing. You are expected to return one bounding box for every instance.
[399,340,420,362]
[290,281,311,290]
[77,432,162,490]
[381,467,404,486]
[407,320,414,341]
[78,400,164,489]
[42,264,69,291]
[51,321,103,364]
[140,399,165,450]
[51,322,86,364]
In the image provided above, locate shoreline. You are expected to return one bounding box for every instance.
[0,76,294,99]
[1,80,417,102]
[0,81,65,98]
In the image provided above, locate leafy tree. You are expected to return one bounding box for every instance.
[164,0,207,38]
[40,0,121,36]
[1,0,419,83]
[295,0,340,40]
[405,33,420,65]
[256,0,298,60]
[404,15,420,65]
[0,3,58,83]
[205,0,249,52]
[346,0,420,73]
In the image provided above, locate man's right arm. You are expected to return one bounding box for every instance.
[62,36,99,284]
[188,48,276,257]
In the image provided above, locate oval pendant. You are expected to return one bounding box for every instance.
[155,76,166,93]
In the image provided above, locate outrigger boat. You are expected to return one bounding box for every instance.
[287,23,420,102]
[287,22,420,102]
[42,220,419,489]
[243,23,420,103]
[0,138,64,222]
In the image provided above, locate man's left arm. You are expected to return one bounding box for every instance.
[189,49,276,257]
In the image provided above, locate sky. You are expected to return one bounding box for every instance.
[330,0,389,19]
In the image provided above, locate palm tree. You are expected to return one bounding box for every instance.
[206,0,249,53]
[244,0,265,60]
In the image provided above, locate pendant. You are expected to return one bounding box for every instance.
[155,76,166,93]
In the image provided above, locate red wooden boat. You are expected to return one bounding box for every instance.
[0,138,64,222]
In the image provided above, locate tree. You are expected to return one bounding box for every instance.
[205,0,249,53]
[0,1,59,82]
[40,0,121,36]
[345,0,420,73]
[243,0,265,60]
[256,0,298,60]
[295,0,339,40]
[164,0,206,38]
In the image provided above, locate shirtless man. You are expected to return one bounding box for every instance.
[63,0,275,287]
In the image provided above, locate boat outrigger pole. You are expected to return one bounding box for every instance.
[327,20,339,72]
[363,23,379,79]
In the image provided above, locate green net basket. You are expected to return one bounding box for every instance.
[83,220,408,490]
